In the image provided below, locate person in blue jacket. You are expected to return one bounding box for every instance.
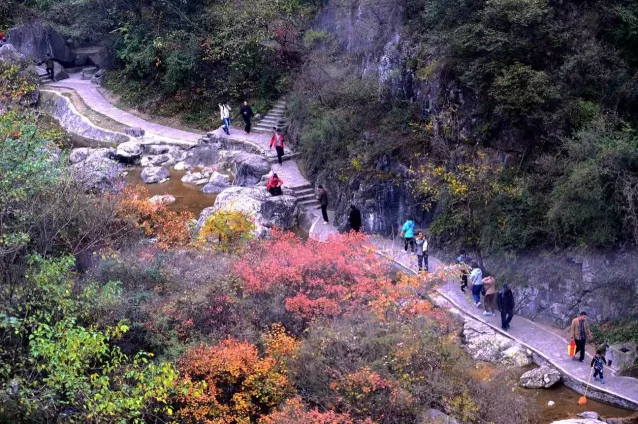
[400,217,415,253]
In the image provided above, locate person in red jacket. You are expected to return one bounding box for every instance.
[269,128,285,166]
[266,173,284,196]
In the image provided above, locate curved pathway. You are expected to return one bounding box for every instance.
[49,75,638,410]
[48,73,200,145]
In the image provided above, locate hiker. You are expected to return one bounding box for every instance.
[218,102,231,135]
[570,312,593,362]
[240,101,254,134]
[469,262,483,307]
[349,204,362,232]
[317,185,329,224]
[400,217,415,253]
[266,173,284,196]
[457,250,472,293]
[269,128,285,166]
[482,275,496,316]
[591,350,607,384]
[39,53,56,81]
[497,284,515,330]
[415,231,428,272]
[0,31,4,46]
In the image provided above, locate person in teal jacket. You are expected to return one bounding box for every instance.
[400,217,415,252]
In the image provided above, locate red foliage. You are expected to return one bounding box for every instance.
[260,396,358,424]
[234,231,390,320]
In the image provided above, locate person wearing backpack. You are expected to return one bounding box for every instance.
[269,128,285,165]
[400,218,415,253]
[218,102,231,135]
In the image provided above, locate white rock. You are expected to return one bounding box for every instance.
[140,166,170,184]
[209,171,231,185]
[549,419,606,424]
[116,141,143,160]
[578,412,599,420]
[174,161,191,171]
[547,400,555,407]
[501,345,533,367]
[149,195,176,206]
[519,366,561,388]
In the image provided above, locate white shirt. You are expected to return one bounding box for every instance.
[219,104,231,119]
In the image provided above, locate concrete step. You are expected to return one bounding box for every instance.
[293,183,312,192]
[299,199,321,207]
[294,188,314,196]
[296,193,316,202]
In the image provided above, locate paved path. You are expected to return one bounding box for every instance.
[48,73,201,145]
[50,76,638,409]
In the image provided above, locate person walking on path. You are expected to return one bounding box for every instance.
[497,284,515,330]
[469,262,483,307]
[591,350,607,384]
[349,204,362,232]
[240,101,254,134]
[266,173,284,196]
[400,218,415,253]
[482,275,496,316]
[317,185,329,224]
[570,312,593,362]
[415,231,428,272]
[39,53,56,81]
[219,102,232,135]
[457,250,472,293]
[269,128,285,166]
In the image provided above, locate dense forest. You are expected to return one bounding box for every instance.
[2,0,638,422]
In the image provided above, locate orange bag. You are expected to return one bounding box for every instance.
[568,340,576,357]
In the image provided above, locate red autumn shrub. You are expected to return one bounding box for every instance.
[234,231,390,321]
[260,396,358,424]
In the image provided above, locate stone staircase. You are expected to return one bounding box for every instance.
[292,183,320,212]
[254,99,288,133]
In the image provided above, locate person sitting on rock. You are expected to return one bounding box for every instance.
[266,173,284,196]
[591,349,607,384]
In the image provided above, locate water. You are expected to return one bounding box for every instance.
[125,168,217,216]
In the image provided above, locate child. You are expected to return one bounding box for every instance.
[591,349,607,384]
[457,250,472,293]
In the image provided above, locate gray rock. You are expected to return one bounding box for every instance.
[52,61,68,81]
[519,366,561,389]
[211,186,298,237]
[549,420,607,424]
[75,45,114,70]
[578,412,600,420]
[209,171,231,185]
[219,151,271,187]
[462,319,531,366]
[181,172,209,185]
[91,69,106,86]
[501,345,533,367]
[0,43,26,63]
[183,145,221,169]
[6,22,74,63]
[141,167,170,184]
[116,141,143,161]
[140,155,170,167]
[0,44,39,110]
[80,66,98,80]
[71,155,121,191]
[174,161,191,171]
[145,144,170,155]
[201,182,231,194]
[125,127,146,138]
[424,409,460,424]
[69,147,91,164]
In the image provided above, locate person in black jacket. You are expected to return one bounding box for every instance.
[497,284,515,330]
[317,185,329,224]
[240,101,254,134]
[349,204,362,232]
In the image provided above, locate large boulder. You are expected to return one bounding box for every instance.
[52,61,68,81]
[181,172,210,186]
[91,69,107,86]
[519,366,561,388]
[74,45,115,70]
[141,167,170,184]
[6,22,74,64]
[219,151,270,187]
[0,44,38,109]
[140,155,170,167]
[462,320,532,366]
[71,155,122,191]
[209,186,298,237]
[116,141,143,161]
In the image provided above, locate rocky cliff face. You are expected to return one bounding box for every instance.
[489,250,638,327]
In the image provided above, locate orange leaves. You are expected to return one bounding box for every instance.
[260,396,356,424]
[234,230,390,321]
[116,186,192,249]
[177,327,298,423]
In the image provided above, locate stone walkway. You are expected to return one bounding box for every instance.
[48,73,201,145]
[48,75,638,409]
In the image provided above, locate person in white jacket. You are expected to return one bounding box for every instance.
[469,262,483,307]
[219,103,231,135]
